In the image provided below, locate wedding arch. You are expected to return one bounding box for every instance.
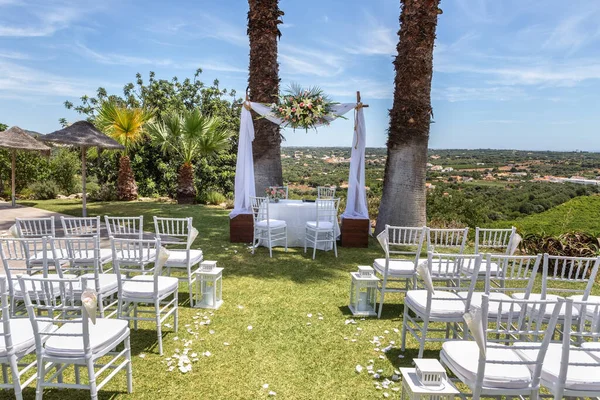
[229,91,370,242]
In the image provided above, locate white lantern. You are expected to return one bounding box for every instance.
[348,266,379,316]
[400,359,458,400]
[194,261,223,309]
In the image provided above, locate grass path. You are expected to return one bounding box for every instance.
[18,199,425,399]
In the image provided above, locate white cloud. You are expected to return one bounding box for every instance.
[280,44,345,77]
[0,50,31,60]
[343,13,396,56]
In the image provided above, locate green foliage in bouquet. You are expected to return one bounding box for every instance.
[271,84,339,131]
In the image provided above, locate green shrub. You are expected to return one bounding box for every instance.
[28,181,58,200]
[204,191,226,205]
[50,148,80,194]
[89,182,118,202]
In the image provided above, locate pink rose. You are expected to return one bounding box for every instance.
[299,102,304,107]
[292,108,296,112]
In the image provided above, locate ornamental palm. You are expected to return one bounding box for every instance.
[147,109,232,204]
[95,101,152,200]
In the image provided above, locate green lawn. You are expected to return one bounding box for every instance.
[16,199,425,399]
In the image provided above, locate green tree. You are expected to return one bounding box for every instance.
[95,101,153,200]
[148,109,232,203]
[50,148,80,194]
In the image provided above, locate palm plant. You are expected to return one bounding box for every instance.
[147,109,232,204]
[95,101,152,200]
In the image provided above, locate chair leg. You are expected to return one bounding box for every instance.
[378,277,388,319]
[98,294,105,318]
[284,227,288,252]
[125,335,133,393]
[419,316,430,359]
[133,303,138,331]
[174,292,179,332]
[87,357,98,400]
[188,269,194,307]
[9,356,23,400]
[304,228,307,253]
[401,305,408,351]
[268,229,273,258]
[333,230,338,257]
[155,300,163,356]
[312,231,317,260]
[35,356,45,400]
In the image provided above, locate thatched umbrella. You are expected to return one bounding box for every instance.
[0,126,50,207]
[41,121,124,217]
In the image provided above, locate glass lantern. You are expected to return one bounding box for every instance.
[194,261,223,309]
[348,266,379,317]
[400,359,459,400]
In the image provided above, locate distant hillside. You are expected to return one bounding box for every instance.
[502,195,600,235]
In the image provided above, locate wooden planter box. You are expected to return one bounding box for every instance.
[341,217,370,248]
[230,213,253,243]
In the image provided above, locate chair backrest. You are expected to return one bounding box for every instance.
[50,236,101,278]
[268,186,288,199]
[474,294,563,395]
[474,227,516,254]
[60,216,102,237]
[15,217,55,238]
[0,276,15,357]
[484,254,542,294]
[19,275,95,358]
[317,186,336,199]
[539,254,600,299]
[250,196,269,224]
[0,237,48,280]
[427,252,482,290]
[104,216,143,240]
[426,227,468,253]
[314,198,339,228]
[153,217,193,246]
[111,237,163,297]
[378,225,426,260]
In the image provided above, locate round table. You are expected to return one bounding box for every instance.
[260,199,340,250]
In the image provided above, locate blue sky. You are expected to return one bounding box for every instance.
[1,0,599,150]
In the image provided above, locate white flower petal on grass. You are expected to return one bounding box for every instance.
[318,316,323,320]
[203,351,211,357]
[355,365,363,373]
[262,383,269,389]
[397,354,405,359]
[368,359,374,364]
[307,313,312,318]
[268,391,277,396]
[383,392,390,398]
[191,353,198,358]
[168,366,175,372]
[345,319,356,325]
[373,373,380,379]
[306,322,311,326]
[173,337,179,341]
[356,327,362,331]
[179,366,189,373]
[366,365,373,371]
[224,342,230,346]
[392,387,400,392]
[209,330,215,335]
[343,337,348,340]
[382,345,393,353]
[379,355,385,359]
[247,325,253,330]
[165,323,172,328]
[351,339,357,342]
[393,328,399,333]
[238,305,244,309]
[139,353,146,358]
[374,348,380,352]
[391,374,399,381]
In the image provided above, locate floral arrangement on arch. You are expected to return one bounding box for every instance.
[265,187,286,201]
[270,84,339,131]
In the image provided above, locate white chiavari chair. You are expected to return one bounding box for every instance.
[373,225,426,318]
[304,198,340,260]
[104,216,144,240]
[250,196,287,258]
[19,275,132,399]
[0,276,53,400]
[50,236,119,318]
[401,252,482,358]
[153,217,203,306]
[60,216,112,267]
[111,237,178,355]
[15,218,68,266]
[441,294,563,400]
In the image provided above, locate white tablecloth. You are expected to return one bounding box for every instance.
[259,200,340,250]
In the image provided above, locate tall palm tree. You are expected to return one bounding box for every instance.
[147,109,232,204]
[95,101,152,201]
[375,0,442,234]
[247,0,284,194]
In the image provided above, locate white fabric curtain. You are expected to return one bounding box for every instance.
[230,101,362,219]
[341,106,369,221]
[229,106,256,218]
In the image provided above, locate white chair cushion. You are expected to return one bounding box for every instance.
[0,319,54,357]
[459,292,519,316]
[44,318,129,358]
[306,221,334,230]
[12,276,63,298]
[165,249,203,267]
[568,295,600,321]
[31,247,69,263]
[256,219,286,229]
[78,273,119,293]
[405,290,466,318]
[515,342,600,391]
[442,340,533,389]
[373,258,416,277]
[511,293,574,318]
[462,261,500,275]
[122,275,179,298]
[71,248,113,263]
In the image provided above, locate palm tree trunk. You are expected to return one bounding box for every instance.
[117,154,138,201]
[375,0,441,234]
[248,0,284,194]
[177,162,196,204]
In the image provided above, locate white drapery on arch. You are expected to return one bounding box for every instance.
[229,100,369,223]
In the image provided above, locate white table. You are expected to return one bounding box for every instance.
[259,200,340,250]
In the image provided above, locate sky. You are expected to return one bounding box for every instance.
[1,0,599,151]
